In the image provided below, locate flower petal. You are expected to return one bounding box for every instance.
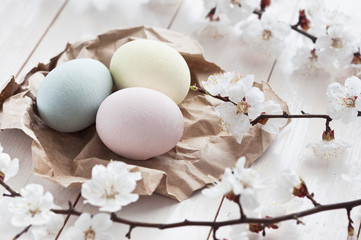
[74,213,92,230]
[240,189,259,210]
[345,76,361,97]
[92,213,112,231]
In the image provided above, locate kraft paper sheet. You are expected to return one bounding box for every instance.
[0,26,288,201]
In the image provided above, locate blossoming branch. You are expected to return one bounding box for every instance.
[1,154,361,240]
[201,0,361,78]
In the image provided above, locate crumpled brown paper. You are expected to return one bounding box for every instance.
[0,26,288,201]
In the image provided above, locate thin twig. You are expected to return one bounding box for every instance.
[347,208,355,237]
[250,112,333,126]
[13,225,32,240]
[290,24,317,43]
[306,193,320,207]
[236,198,247,219]
[125,225,135,239]
[107,198,361,230]
[190,85,231,102]
[51,201,82,216]
[0,179,20,197]
[0,162,361,238]
[212,226,219,240]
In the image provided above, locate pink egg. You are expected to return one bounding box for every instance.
[96,87,184,160]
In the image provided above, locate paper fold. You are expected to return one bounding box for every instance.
[0,26,288,201]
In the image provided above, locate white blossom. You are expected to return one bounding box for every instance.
[292,46,324,77]
[216,102,251,143]
[204,0,258,24]
[202,167,235,198]
[213,74,264,144]
[30,213,64,240]
[242,12,291,57]
[304,0,348,32]
[228,80,264,120]
[0,196,63,240]
[81,161,142,212]
[316,26,355,69]
[61,213,114,240]
[203,157,268,210]
[275,169,301,203]
[201,72,254,97]
[258,100,287,134]
[8,184,55,227]
[0,144,19,181]
[307,138,350,161]
[326,76,361,123]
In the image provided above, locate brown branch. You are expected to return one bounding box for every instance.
[235,197,247,220]
[290,24,317,43]
[306,193,320,207]
[125,225,135,239]
[347,208,355,237]
[212,226,219,240]
[51,201,82,216]
[107,198,361,232]
[253,6,317,43]
[13,225,32,240]
[0,178,21,197]
[0,167,361,238]
[250,112,333,126]
[190,85,231,102]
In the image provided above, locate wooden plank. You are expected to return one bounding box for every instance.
[0,1,81,238]
[0,0,66,86]
[50,1,221,239]
[214,0,361,239]
[12,1,223,239]
[16,0,184,80]
[250,0,361,238]
[209,0,320,239]
[173,0,302,239]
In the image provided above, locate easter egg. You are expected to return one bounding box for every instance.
[96,87,184,160]
[36,58,113,132]
[109,39,191,104]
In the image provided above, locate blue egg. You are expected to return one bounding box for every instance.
[36,58,113,132]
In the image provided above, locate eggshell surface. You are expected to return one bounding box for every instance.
[109,39,191,104]
[96,87,184,160]
[36,58,113,132]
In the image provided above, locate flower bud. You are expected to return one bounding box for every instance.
[265,216,279,229]
[299,10,311,31]
[348,225,355,237]
[322,129,335,141]
[206,7,220,22]
[249,223,263,233]
[292,179,308,198]
[351,52,361,65]
[260,0,271,9]
[225,191,239,203]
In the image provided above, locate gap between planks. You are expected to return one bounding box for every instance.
[14,0,69,80]
[167,0,184,29]
[266,0,301,85]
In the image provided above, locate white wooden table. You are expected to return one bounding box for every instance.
[1,0,361,239]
